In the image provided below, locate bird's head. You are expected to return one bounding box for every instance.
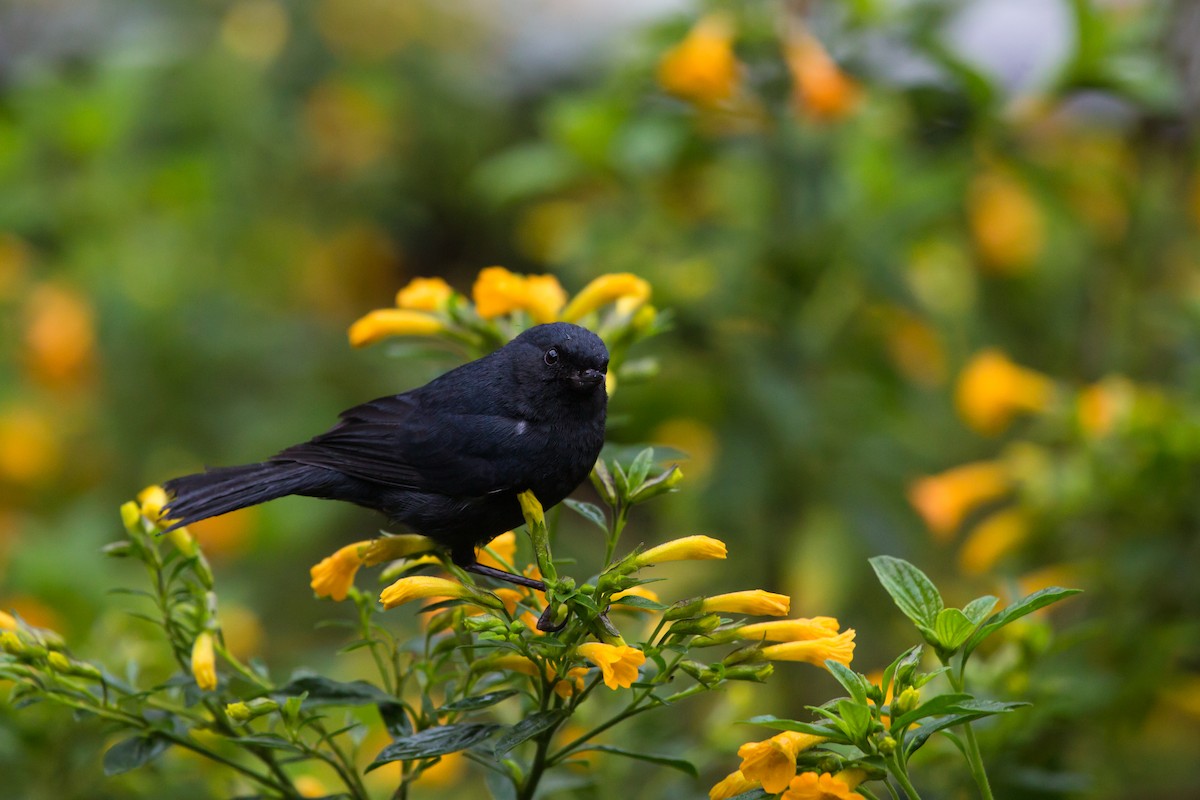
[510,322,609,397]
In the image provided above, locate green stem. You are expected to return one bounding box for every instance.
[948,664,995,800]
[888,755,924,800]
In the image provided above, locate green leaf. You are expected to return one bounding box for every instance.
[891,693,973,730]
[933,608,976,652]
[962,595,999,625]
[881,645,922,699]
[227,735,304,753]
[275,675,396,708]
[368,724,500,770]
[626,447,655,491]
[826,661,871,706]
[563,499,608,531]
[577,745,698,777]
[869,556,944,629]
[905,713,988,755]
[103,734,172,776]
[837,699,873,742]
[964,587,1082,657]
[744,715,848,744]
[949,699,1030,715]
[439,690,519,713]
[379,702,412,738]
[609,594,668,612]
[493,710,565,758]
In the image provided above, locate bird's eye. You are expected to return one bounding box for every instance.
[544,348,559,366]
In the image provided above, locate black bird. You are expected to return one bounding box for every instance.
[162,322,608,591]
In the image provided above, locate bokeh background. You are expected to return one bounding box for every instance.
[3,0,1200,797]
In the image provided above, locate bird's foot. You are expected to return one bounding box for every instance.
[597,605,619,638]
[463,562,547,592]
[536,604,568,633]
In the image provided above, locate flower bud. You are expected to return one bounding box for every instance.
[666,613,722,637]
[893,687,921,717]
[47,651,72,672]
[663,597,705,621]
[722,663,775,682]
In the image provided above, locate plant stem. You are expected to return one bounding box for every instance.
[888,755,924,800]
[948,664,995,800]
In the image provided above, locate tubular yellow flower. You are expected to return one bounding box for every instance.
[959,508,1030,576]
[553,666,590,699]
[310,541,371,601]
[1077,375,1135,438]
[634,535,727,567]
[348,309,444,348]
[783,769,867,800]
[380,575,498,610]
[955,349,1055,436]
[484,653,546,679]
[785,29,861,122]
[738,731,827,793]
[658,14,741,105]
[907,460,1012,539]
[471,266,566,323]
[735,616,842,643]
[968,169,1045,274]
[0,610,15,631]
[191,631,218,691]
[360,534,436,566]
[395,276,453,311]
[478,531,517,570]
[701,590,790,617]
[560,273,652,322]
[577,642,646,690]
[761,629,856,669]
[710,770,760,800]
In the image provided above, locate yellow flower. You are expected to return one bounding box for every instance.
[191,631,218,691]
[710,769,760,800]
[0,610,16,631]
[348,309,444,347]
[360,534,437,566]
[553,667,590,699]
[310,541,370,601]
[24,282,95,390]
[560,273,652,322]
[478,531,517,570]
[968,169,1045,274]
[735,617,842,643]
[577,642,646,690]
[380,575,499,610]
[294,775,330,798]
[783,769,867,800]
[658,14,741,106]
[395,276,453,311]
[701,590,790,617]
[471,266,566,324]
[761,629,856,669]
[907,460,1011,539]
[955,349,1055,436]
[1077,375,1135,439]
[484,653,543,678]
[784,29,861,122]
[738,731,827,793]
[634,535,727,567]
[138,484,198,554]
[611,585,661,611]
[959,508,1030,576]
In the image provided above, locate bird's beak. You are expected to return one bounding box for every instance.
[571,369,605,389]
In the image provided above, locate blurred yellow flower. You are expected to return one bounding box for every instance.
[658,15,741,106]
[395,276,453,311]
[955,349,1055,435]
[783,769,867,800]
[361,534,437,565]
[191,631,218,691]
[416,750,467,787]
[553,666,590,699]
[477,531,517,570]
[560,273,652,322]
[878,309,948,388]
[349,309,444,347]
[310,541,370,601]
[220,0,289,65]
[189,508,258,559]
[652,417,718,480]
[0,405,62,487]
[0,610,16,631]
[738,731,826,793]
[380,575,496,610]
[485,653,542,678]
[735,616,842,643]
[710,769,760,800]
[294,775,329,798]
[784,29,861,122]
[635,535,727,567]
[304,81,392,174]
[701,590,790,617]
[577,642,645,689]
[761,629,856,669]
[24,282,95,389]
[967,169,1044,274]
[1077,375,1135,439]
[472,267,566,324]
[908,460,1011,539]
[0,233,31,301]
[959,508,1031,576]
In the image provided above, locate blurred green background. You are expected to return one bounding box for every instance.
[3,0,1200,797]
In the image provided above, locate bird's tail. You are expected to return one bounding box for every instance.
[161,461,319,530]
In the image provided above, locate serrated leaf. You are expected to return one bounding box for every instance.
[933,608,976,652]
[563,499,607,531]
[368,724,500,769]
[869,556,944,629]
[103,734,172,776]
[965,587,1082,657]
[439,690,519,713]
[576,745,698,777]
[493,709,565,758]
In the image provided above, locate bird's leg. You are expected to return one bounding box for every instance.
[536,604,567,633]
[463,562,546,592]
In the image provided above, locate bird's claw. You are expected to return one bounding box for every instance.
[536,604,568,633]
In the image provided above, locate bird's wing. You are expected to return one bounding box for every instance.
[274,394,536,497]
